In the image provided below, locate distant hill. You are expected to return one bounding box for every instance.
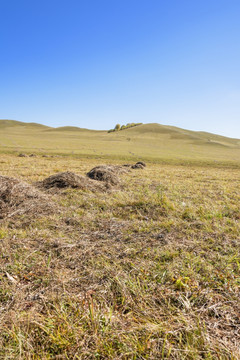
[44,126,101,133]
[0,119,239,164]
[0,119,51,130]
[117,123,240,147]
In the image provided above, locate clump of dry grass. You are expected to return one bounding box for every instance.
[132,162,145,169]
[37,171,107,192]
[0,175,53,219]
[86,165,128,185]
[123,161,146,169]
[136,161,146,167]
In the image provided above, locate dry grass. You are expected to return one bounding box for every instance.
[0,175,53,220]
[1,120,240,164]
[86,165,129,185]
[0,154,239,359]
[37,171,107,192]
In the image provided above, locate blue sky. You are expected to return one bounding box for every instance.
[0,0,240,138]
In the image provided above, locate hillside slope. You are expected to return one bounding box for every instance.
[118,123,240,147]
[0,119,51,130]
[0,120,239,164]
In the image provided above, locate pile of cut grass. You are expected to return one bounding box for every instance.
[86,165,129,185]
[37,171,107,192]
[0,175,53,219]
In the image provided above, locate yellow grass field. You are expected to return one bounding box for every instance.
[0,120,239,359]
[1,120,240,165]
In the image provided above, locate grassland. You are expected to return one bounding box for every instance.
[0,120,240,165]
[0,121,240,359]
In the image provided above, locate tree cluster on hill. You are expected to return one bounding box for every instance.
[108,122,143,133]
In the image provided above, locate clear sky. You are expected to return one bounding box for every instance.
[0,0,240,138]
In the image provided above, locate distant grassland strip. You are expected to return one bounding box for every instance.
[0,120,240,166]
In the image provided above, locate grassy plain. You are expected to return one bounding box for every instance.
[0,120,240,165]
[0,120,240,359]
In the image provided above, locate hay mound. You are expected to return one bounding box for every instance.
[136,161,146,167]
[131,162,146,169]
[0,175,53,220]
[123,162,146,169]
[86,166,121,185]
[40,172,85,189]
[38,171,106,191]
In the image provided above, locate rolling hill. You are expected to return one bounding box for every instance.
[0,119,239,164]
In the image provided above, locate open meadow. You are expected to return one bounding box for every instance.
[1,120,240,165]
[0,121,240,359]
